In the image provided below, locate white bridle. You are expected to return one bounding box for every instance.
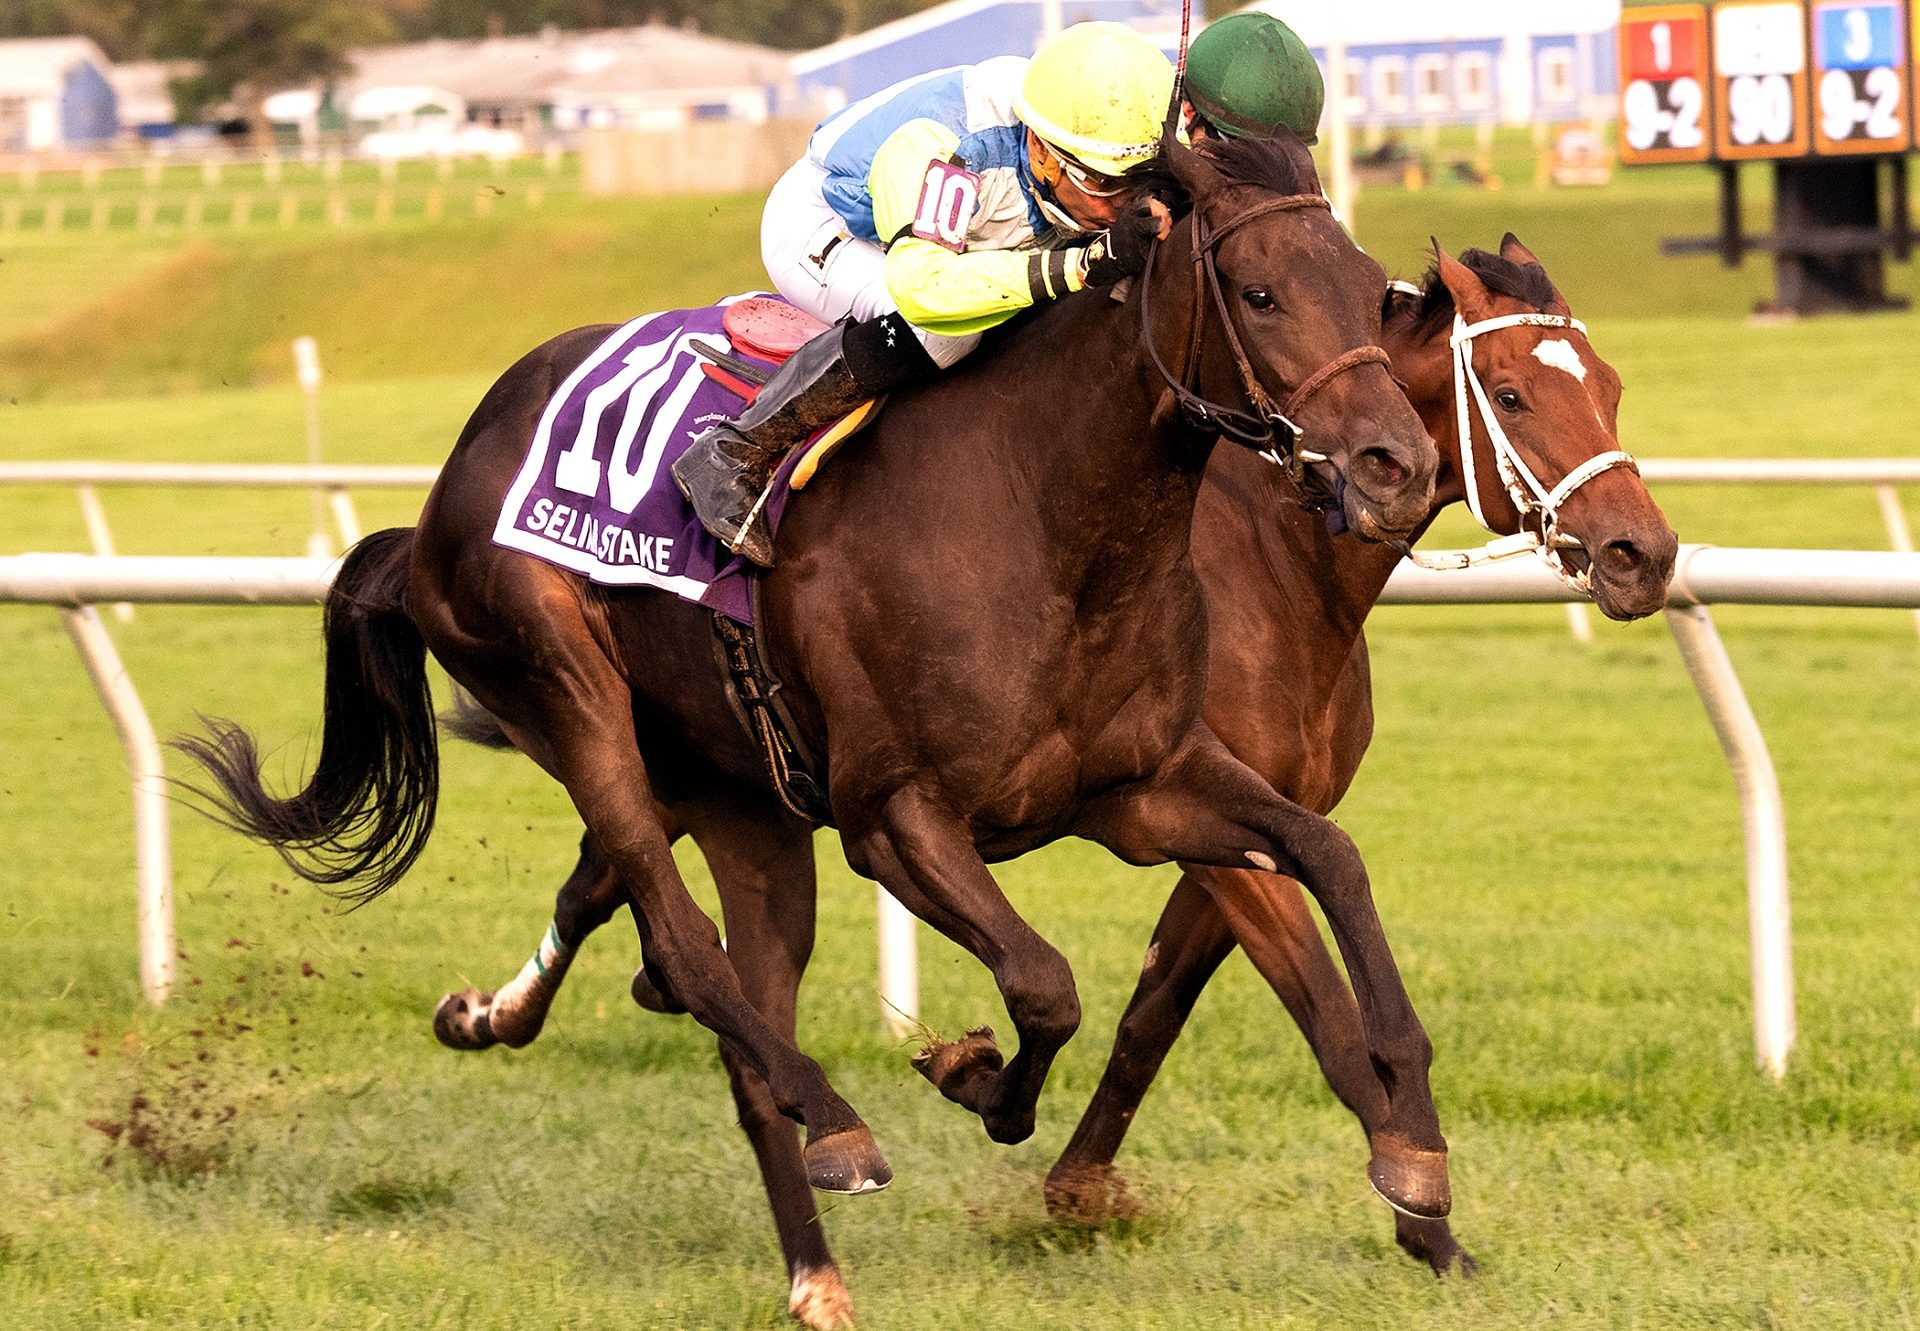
[1398,287,1640,595]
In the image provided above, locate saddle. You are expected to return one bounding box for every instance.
[692,298,882,491]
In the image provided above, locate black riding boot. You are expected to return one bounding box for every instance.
[672,313,937,566]
[673,322,867,566]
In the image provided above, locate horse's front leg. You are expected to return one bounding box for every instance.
[1078,728,1451,1221]
[1046,873,1235,1224]
[1053,867,1475,1273]
[845,788,1080,1146]
[433,831,633,1049]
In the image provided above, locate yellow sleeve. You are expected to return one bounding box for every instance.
[867,118,1087,338]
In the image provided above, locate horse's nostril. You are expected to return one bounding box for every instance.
[1602,538,1646,573]
[1357,447,1408,489]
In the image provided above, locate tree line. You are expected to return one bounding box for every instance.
[1,0,950,60]
[2,1,949,141]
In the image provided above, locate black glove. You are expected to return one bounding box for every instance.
[1080,199,1163,288]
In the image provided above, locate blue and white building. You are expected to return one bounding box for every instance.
[792,0,1182,111]
[0,37,118,150]
[1244,1,1622,128]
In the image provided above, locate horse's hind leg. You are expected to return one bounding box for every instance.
[682,799,854,1331]
[433,831,632,1050]
[846,789,1081,1147]
[431,599,888,1193]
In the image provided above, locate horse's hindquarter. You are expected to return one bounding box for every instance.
[412,325,766,795]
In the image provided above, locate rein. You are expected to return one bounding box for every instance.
[1142,194,1392,490]
[1397,308,1639,595]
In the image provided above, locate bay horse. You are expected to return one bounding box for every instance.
[427,234,1677,1315]
[182,135,1443,1326]
[1040,235,1679,1275]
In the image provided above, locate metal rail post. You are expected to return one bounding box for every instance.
[328,487,363,547]
[1564,601,1594,644]
[878,888,919,1038]
[61,604,174,1005]
[292,337,331,559]
[1663,604,1794,1078]
[75,483,133,622]
[1327,11,1356,235]
[1874,484,1920,639]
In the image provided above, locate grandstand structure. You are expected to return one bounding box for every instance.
[1247,0,1622,129]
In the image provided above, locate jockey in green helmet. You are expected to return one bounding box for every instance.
[1181,12,1325,145]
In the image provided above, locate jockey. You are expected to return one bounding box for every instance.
[1180,12,1324,146]
[673,21,1176,566]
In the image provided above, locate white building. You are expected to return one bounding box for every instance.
[336,24,801,135]
[0,36,118,150]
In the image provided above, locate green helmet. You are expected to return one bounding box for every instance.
[1185,12,1325,145]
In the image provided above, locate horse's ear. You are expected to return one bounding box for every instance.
[1497,232,1541,267]
[1433,241,1493,323]
[1499,232,1572,316]
[1163,136,1224,201]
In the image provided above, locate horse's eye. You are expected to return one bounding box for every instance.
[1243,287,1276,312]
[1495,388,1524,412]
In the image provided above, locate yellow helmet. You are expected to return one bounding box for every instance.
[1014,22,1175,179]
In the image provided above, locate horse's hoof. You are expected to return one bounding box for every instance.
[432,990,497,1050]
[1368,1135,1451,1219]
[630,965,686,1015]
[803,1126,891,1195]
[982,1107,1035,1146]
[788,1265,856,1330]
[910,1026,1002,1115]
[1395,1213,1478,1278]
[1043,1161,1143,1225]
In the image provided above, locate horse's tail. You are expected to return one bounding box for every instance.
[175,527,437,905]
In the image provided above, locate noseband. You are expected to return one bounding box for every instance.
[1441,311,1640,595]
[1141,194,1392,493]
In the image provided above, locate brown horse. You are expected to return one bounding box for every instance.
[425,236,1676,1311]
[182,134,1441,1326]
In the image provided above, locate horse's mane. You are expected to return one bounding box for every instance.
[1199,128,1323,197]
[1389,241,1560,338]
[1120,128,1323,217]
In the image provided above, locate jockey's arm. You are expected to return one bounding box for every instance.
[868,118,1090,339]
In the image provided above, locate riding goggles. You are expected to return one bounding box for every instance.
[1055,150,1129,198]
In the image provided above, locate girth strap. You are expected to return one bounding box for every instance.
[711,610,834,826]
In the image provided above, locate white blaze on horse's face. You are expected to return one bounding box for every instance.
[1531,338,1589,383]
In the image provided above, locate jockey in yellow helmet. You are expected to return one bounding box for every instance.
[673,21,1175,566]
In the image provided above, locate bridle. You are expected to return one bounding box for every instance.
[1141,193,1393,501]
[1401,297,1639,595]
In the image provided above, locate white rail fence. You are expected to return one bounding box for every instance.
[5,545,1918,1078]
[4,457,1911,642]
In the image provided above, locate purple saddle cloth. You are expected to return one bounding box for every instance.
[491,294,809,625]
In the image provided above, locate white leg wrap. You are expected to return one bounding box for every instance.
[492,920,574,1022]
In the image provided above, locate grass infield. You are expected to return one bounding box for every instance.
[1,168,1917,1329]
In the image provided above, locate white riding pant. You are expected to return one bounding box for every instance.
[760,156,982,370]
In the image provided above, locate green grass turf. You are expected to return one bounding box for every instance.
[2,170,1918,1327]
